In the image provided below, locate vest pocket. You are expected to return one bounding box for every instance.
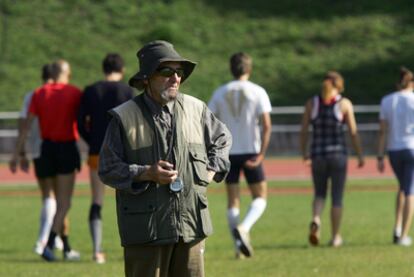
[118,193,157,245]
[189,150,210,186]
[196,188,213,236]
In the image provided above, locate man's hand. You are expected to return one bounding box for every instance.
[302,155,312,167]
[377,158,385,173]
[147,160,178,185]
[207,170,215,183]
[244,154,264,169]
[20,156,30,172]
[9,154,30,173]
[9,155,18,173]
[357,156,365,168]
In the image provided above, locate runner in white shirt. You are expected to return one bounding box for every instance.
[377,66,414,246]
[209,52,272,258]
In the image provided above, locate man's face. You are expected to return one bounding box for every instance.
[146,61,183,105]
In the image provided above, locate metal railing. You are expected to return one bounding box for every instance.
[0,106,381,157]
[0,106,381,137]
[270,105,380,132]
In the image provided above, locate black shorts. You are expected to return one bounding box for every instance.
[33,157,47,179]
[225,154,265,185]
[37,140,81,178]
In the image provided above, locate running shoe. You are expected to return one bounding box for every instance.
[398,236,412,247]
[34,241,45,255]
[93,252,106,264]
[41,246,56,262]
[308,221,320,246]
[233,226,253,257]
[63,249,81,261]
[329,236,343,248]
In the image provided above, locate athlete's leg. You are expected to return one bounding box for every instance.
[239,181,267,233]
[400,150,414,241]
[394,190,404,242]
[330,155,347,247]
[309,157,328,245]
[226,184,241,255]
[34,177,56,254]
[44,173,76,256]
[89,166,106,263]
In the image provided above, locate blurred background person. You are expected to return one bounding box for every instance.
[9,63,65,255]
[11,59,82,261]
[208,52,272,259]
[377,67,414,246]
[77,53,134,264]
[300,71,364,247]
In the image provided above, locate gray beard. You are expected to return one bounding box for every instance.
[160,89,177,103]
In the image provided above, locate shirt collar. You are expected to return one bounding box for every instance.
[143,92,175,115]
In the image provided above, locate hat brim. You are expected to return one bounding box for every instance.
[129,59,196,90]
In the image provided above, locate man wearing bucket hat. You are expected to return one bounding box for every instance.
[99,40,232,276]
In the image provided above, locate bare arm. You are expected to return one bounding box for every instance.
[342,99,364,167]
[9,114,34,173]
[377,120,387,172]
[300,100,312,164]
[245,112,271,169]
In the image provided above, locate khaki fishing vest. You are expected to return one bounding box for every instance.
[110,93,213,246]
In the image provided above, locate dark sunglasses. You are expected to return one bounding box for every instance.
[156,66,185,78]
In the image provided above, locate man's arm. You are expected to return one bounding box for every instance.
[244,112,271,169]
[300,100,312,164]
[377,120,387,172]
[203,107,232,183]
[98,117,178,193]
[10,114,34,172]
[98,117,148,192]
[77,91,91,145]
[342,98,364,168]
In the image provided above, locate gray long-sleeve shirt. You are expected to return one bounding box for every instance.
[98,93,232,193]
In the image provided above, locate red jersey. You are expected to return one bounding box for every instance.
[29,83,82,142]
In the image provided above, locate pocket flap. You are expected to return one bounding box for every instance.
[120,192,156,214]
[189,151,207,163]
[122,203,156,214]
[197,191,208,208]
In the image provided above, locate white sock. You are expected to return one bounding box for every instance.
[227,207,240,230]
[240,198,267,232]
[227,208,240,251]
[90,219,103,253]
[37,197,56,245]
[395,226,402,237]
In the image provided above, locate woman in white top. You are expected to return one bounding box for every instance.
[377,67,414,246]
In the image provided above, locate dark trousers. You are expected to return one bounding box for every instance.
[124,239,205,277]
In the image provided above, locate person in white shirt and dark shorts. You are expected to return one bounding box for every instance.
[377,67,414,246]
[209,52,272,259]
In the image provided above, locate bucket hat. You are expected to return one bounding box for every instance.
[128,40,196,90]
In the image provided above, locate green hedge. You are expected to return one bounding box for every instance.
[1,0,414,110]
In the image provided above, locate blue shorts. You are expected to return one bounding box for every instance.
[225,154,265,185]
[388,149,414,196]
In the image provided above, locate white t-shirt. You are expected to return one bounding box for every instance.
[208,80,272,155]
[380,91,414,151]
[20,91,42,159]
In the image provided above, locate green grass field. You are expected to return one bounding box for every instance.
[1,179,413,277]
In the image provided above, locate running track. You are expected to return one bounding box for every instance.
[0,157,394,185]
